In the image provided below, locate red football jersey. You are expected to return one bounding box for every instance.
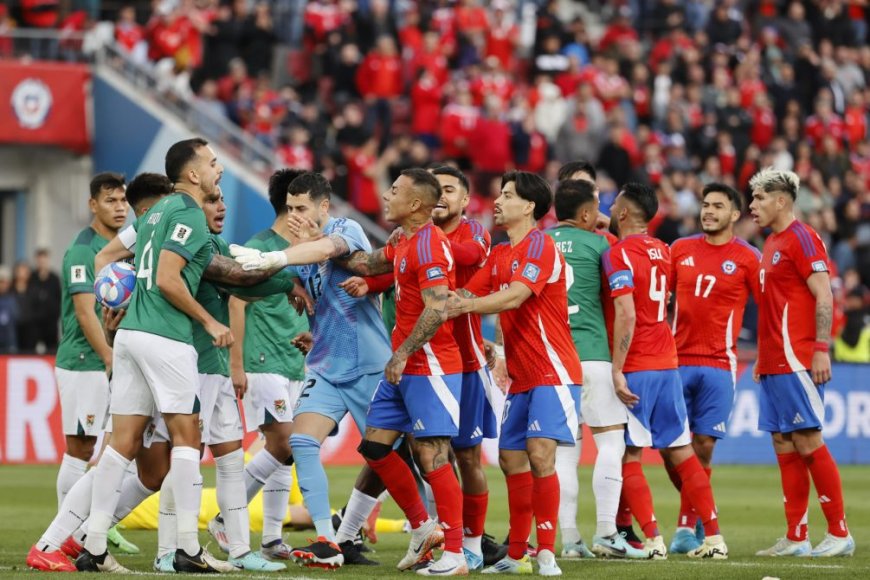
[671,235,761,372]
[446,218,491,373]
[757,220,830,375]
[464,230,583,392]
[384,223,462,376]
[602,234,678,372]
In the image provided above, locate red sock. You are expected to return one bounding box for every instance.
[803,446,849,537]
[776,451,810,542]
[462,492,488,538]
[425,465,464,553]
[366,452,429,529]
[506,471,533,560]
[616,492,633,528]
[675,455,719,536]
[532,473,560,554]
[622,462,659,538]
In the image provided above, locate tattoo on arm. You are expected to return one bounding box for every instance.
[204,254,273,286]
[397,286,448,357]
[457,288,476,300]
[327,234,351,258]
[816,301,832,341]
[619,331,632,354]
[338,248,393,276]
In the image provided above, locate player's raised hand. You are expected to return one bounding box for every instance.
[287,214,322,242]
[385,352,408,384]
[289,283,314,315]
[339,276,369,297]
[230,244,288,271]
[291,331,313,355]
[206,319,234,348]
[102,306,126,333]
[613,370,639,408]
[811,350,832,386]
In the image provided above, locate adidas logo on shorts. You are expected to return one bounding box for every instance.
[471,426,483,439]
[413,419,426,431]
[713,422,726,433]
[528,420,542,432]
[792,413,804,425]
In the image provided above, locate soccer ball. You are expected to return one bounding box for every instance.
[94,262,136,309]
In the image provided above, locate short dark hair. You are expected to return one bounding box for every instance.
[501,171,553,221]
[269,168,307,215]
[555,179,596,221]
[165,137,208,183]
[557,160,597,183]
[429,165,470,194]
[620,182,658,223]
[126,173,173,210]
[401,168,442,207]
[702,182,742,212]
[287,172,333,203]
[89,172,126,199]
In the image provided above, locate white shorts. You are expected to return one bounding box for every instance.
[55,368,110,437]
[580,361,629,428]
[199,373,243,445]
[142,415,170,448]
[242,373,302,431]
[110,330,200,417]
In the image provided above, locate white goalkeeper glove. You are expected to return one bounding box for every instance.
[229,244,288,271]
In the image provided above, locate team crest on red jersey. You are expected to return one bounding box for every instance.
[511,260,519,273]
[772,251,782,265]
[399,257,407,273]
[721,260,737,275]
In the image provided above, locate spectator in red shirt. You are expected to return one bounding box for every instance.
[410,69,443,149]
[356,35,403,149]
[115,6,146,61]
[217,57,254,103]
[844,91,867,147]
[805,94,846,151]
[484,3,519,72]
[278,126,315,171]
[440,88,479,167]
[469,96,513,190]
[750,92,777,150]
[346,138,384,221]
[411,31,450,85]
[598,7,639,53]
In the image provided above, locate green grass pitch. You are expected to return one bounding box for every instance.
[0,464,866,578]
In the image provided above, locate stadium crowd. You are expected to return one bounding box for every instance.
[2,0,868,358]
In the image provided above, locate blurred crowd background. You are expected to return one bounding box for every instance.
[0,0,867,360]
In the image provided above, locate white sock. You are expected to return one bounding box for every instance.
[158,471,176,558]
[113,474,154,525]
[171,446,203,557]
[57,453,88,509]
[592,430,626,537]
[463,535,483,556]
[555,436,582,545]
[336,488,379,544]
[39,469,94,551]
[83,446,130,555]
[261,465,291,546]
[244,450,282,503]
[215,448,250,558]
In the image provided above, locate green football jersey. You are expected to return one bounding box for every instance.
[381,286,396,334]
[242,229,308,380]
[547,226,612,362]
[120,193,212,344]
[192,235,231,376]
[56,227,109,371]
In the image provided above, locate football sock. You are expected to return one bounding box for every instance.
[425,464,463,553]
[366,451,429,530]
[171,446,203,557]
[462,492,488,555]
[83,446,129,556]
[803,445,849,537]
[157,471,176,558]
[57,453,88,510]
[113,474,153,525]
[506,471,534,560]
[290,434,335,542]
[555,438,581,545]
[592,430,625,537]
[39,468,95,551]
[622,461,659,538]
[532,473,560,554]
[244,449,281,503]
[261,466,292,546]
[214,448,250,558]
[675,455,719,537]
[336,487,378,544]
[776,451,810,542]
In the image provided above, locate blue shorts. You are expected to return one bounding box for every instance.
[452,368,499,449]
[624,369,691,449]
[366,373,462,438]
[294,371,381,437]
[758,372,825,434]
[679,366,735,439]
[499,385,580,451]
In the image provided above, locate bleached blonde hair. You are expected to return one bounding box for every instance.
[748,167,800,200]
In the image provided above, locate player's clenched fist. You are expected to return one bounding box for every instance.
[384,352,408,384]
[206,320,234,347]
[230,243,288,271]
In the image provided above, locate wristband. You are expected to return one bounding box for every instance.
[813,341,829,353]
[494,344,505,358]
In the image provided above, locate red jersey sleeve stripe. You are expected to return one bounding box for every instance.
[735,238,762,260]
[791,223,817,257]
[417,227,431,264]
[528,231,544,259]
